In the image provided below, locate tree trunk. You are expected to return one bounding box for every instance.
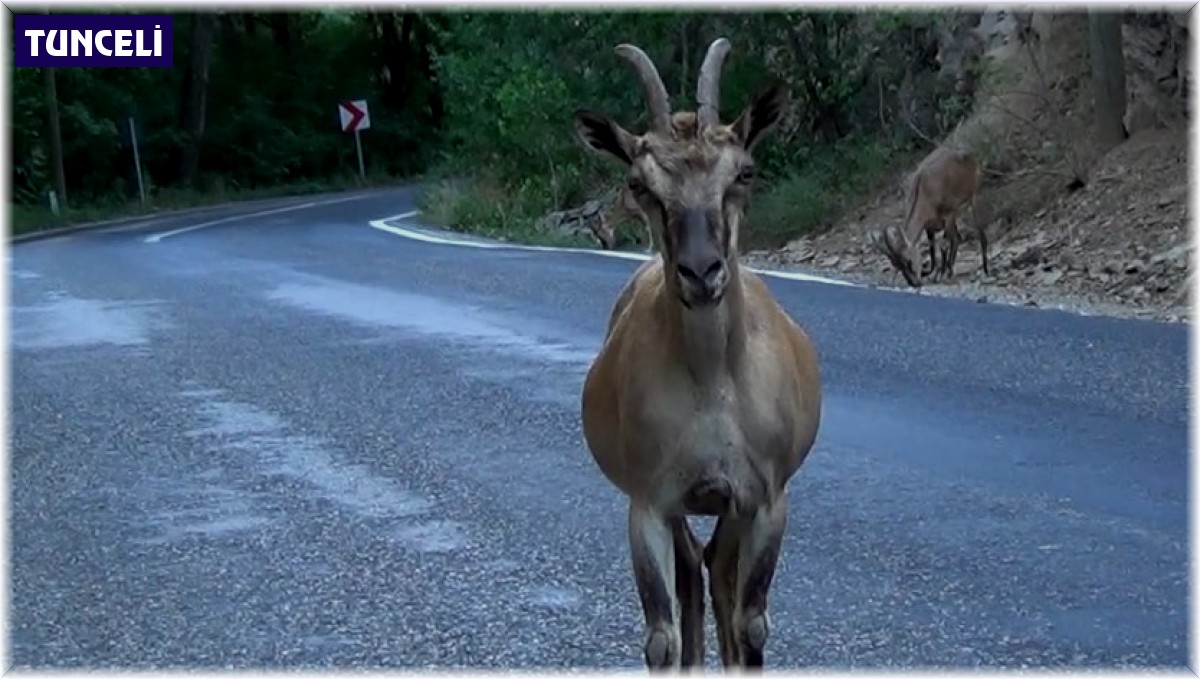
[1088,10,1128,148]
[1171,10,1189,102]
[374,11,414,112]
[269,13,292,57]
[178,12,220,189]
[677,17,689,101]
[42,65,67,210]
[414,15,444,128]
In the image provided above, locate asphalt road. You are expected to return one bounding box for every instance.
[9,186,1191,670]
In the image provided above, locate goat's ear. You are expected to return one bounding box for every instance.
[573,109,637,165]
[731,82,788,152]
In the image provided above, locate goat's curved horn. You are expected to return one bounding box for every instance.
[614,44,671,133]
[879,225,923,288]
[873,226,901,263]
[696,37,732,128]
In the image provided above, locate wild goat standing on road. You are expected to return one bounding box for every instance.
[573,37,823,671]
[872,146,989,287]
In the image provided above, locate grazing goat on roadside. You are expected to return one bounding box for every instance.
[872,146,988,287]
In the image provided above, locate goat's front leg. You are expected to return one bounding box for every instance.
[941,220,962,281]
[671,517,705,669]
[706,495,788,670]
[931,242,950,281]
[629,503,681,671]
[922,230,939,279]
[933,238,952,282]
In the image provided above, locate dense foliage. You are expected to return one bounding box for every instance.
[11,9,975,243]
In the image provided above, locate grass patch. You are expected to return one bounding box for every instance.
[745,173,833,251]
[745,136,915,251]
[417,172,596,248]
[9,170,408,238]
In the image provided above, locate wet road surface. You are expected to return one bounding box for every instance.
[9,187,1191,670]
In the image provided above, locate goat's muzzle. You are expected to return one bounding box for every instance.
[674,208,729,307]
[874,225,922,289]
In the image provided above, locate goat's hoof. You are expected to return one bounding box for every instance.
[643,629,676,669]
[743,612,770,651]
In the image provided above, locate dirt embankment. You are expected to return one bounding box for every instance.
[744,10,1192,324]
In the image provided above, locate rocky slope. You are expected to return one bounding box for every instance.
[744,128,1191,323]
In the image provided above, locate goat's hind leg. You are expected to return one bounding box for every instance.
[629,503,682,671]
[705,516,740,667]
[705,496,789,669]
[961,198,987,276]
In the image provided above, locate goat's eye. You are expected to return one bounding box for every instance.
[626,177,645,193]
[737,166,756,184]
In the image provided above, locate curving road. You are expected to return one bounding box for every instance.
[9,186,1191,670]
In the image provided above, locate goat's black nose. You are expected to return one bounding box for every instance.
[674,207,725,292]
[677,257,724,286]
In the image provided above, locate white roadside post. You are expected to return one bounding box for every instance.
[128,117,146,205]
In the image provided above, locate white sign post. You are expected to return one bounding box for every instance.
[337,99,371,182]
[128,117,146,205]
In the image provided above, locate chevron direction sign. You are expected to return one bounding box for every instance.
[338,99,370,133]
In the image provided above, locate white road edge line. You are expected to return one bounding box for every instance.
[367,211,862,288]
[144,194,377,244]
